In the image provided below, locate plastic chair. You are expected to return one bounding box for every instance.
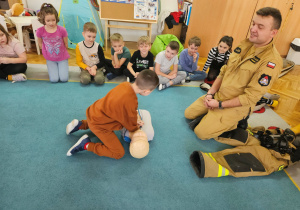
[31,18,43,55]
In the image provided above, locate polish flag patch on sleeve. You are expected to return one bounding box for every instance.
[267,62,276,69]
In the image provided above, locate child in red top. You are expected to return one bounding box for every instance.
[66,69,159,159]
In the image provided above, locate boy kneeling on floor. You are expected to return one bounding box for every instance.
[66,69,159,159]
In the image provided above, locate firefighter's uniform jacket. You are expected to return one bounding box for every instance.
[185,39,282,140]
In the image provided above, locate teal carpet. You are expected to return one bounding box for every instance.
[1,80,299,210]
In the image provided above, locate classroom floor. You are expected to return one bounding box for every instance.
[2,80,299,209]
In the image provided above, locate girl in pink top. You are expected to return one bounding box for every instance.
[0,24,27,82]
[36,3,70,83]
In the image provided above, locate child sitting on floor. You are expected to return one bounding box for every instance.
[154,41,186,91]
[200,36,233,91]
[105,33,131,80]
[178,36,206,83]
[76,22,105,85]
[124,36,154,82]
[0,24,27,82]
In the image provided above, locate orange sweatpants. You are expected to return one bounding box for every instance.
[80,120,125,159]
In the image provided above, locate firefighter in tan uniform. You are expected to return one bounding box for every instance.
[185,7,283,141]
[189,126,300,178]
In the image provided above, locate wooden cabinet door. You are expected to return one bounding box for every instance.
[186,0,300,57]
[274,0,300,56]
[185,0,258,56]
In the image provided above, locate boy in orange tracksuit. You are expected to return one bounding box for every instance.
[66,69,159,159]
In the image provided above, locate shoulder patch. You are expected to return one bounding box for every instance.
[250,56,260,64]
[258,74,271,86]
[234,47,241,54]
[267,62,276,69]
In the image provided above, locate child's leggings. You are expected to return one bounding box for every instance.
[0,63,27,80]
[46,59,69,82]
[80,120,125,159]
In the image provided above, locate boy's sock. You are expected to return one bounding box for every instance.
[66,119,82,135]
[66,134,91,156]
[7,73,27,82]
[106,73,117,80]
[181,79,185,84]
[127,77,130,82]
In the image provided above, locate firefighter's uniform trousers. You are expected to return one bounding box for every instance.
[190,128,292,178]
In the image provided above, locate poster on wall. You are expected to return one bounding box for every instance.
[134,0,157,20]
[101,0,134,3]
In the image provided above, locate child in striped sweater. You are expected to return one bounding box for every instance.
[200,36,233,91]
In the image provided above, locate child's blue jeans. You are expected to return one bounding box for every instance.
[46,59,69,83]
[178,65,206,81]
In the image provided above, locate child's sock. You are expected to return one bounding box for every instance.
[166,82,171,87]
[84,143,89,150]
[7,73,27,82]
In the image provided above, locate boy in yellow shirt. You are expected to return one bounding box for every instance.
[76,22,105,85]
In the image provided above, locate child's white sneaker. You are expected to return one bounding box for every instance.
[66,119,82,135]
[199,83,211,92]
[158,84,166,91]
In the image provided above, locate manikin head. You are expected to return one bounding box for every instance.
[129,130,149,159]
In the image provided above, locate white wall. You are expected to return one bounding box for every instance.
[25,0,60,12]
[25,0,160,42]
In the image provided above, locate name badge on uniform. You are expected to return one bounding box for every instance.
[250,56,260,64]
[267,62,276,69]
[258,74,271,86]
[234,47,241,54]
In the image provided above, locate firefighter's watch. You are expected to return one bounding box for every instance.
[219,101,224,109]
